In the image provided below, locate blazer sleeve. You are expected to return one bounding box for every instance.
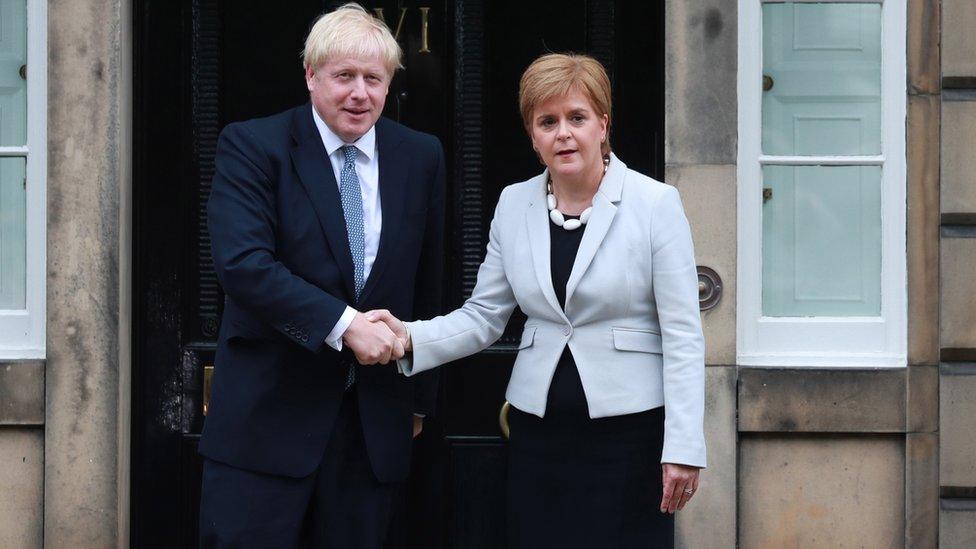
[208,122,349,354]
[651,185,707,468]
[398,188,518,376]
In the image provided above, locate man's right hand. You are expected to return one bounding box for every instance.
[342,312,405,365]
[364,309,410,352]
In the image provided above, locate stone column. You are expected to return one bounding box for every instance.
[664,1,738,547]
[45,0,130,546]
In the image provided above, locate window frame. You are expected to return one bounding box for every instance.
[736,0,907,367]
[0,0,47,358]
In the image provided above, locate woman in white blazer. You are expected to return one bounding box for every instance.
[369,53,705,548]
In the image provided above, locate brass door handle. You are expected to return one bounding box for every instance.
[499,401,511,439]
[203,364,214,415]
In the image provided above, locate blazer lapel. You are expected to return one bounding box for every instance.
[564,154,625,307]
[525,172,566,320]
[288,103,357,301]
[358,118,406,304]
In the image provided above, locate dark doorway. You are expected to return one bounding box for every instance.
[131,1,664,547]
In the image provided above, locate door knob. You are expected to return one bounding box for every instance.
[763,74,774,91]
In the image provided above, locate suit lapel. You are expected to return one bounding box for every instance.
[288,103,357,301]
[564,154,625,307]
[358,118,406,305]
[525,172,566,320]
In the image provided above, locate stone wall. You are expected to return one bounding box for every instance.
[0,5,130,546]
[939,0,976,547]
[0,361,44,548]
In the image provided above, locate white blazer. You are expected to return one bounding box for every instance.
[400,154,706,467]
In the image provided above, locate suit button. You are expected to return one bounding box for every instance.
[301,334,309,342]
[563,325,571,336]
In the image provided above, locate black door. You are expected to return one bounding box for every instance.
[132,1,663,547]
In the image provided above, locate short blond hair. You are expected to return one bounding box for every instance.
[303,3,403,76]
[518,53,612,155]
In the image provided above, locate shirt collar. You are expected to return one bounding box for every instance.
[311,106,376,161]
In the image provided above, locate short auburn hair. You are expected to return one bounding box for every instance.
[518,53,612,155]
[303,3,403,77]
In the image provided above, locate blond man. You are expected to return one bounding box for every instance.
[199,4,444,546]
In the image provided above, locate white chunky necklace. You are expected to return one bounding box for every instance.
[546,155,609,231]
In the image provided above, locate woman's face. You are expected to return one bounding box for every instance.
[529,91,608,182]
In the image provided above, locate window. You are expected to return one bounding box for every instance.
[737,0,906,366]
[0,0,46,358]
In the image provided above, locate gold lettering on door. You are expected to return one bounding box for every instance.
[371,7,432,54]
[419,7,430,53]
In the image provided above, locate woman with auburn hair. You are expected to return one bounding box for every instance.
[370,53,705,547]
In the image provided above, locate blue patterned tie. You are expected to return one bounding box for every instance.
[340,145,365,388]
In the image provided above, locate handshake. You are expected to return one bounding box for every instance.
[341,309,412,365]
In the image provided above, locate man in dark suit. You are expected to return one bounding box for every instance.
[198,4,444,547]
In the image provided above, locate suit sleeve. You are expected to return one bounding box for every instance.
[651,185,707,468]
[410,139,447,416]
[208,122,348,354]
[398,187,518,376]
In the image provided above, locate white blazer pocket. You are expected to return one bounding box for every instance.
[517,326,537,350]
[611,327,663,354]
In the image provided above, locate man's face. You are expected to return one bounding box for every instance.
[306,56,390,142]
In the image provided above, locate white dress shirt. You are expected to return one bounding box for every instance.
[312,108,382,350]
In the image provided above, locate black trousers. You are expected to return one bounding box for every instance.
[199,391,400,548]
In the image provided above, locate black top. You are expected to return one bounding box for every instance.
[543,215,589,422]
[549,215,586,308]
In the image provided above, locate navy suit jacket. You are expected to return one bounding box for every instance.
[199,103,445,482]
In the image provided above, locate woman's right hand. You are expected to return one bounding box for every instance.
[365,309,411,352]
